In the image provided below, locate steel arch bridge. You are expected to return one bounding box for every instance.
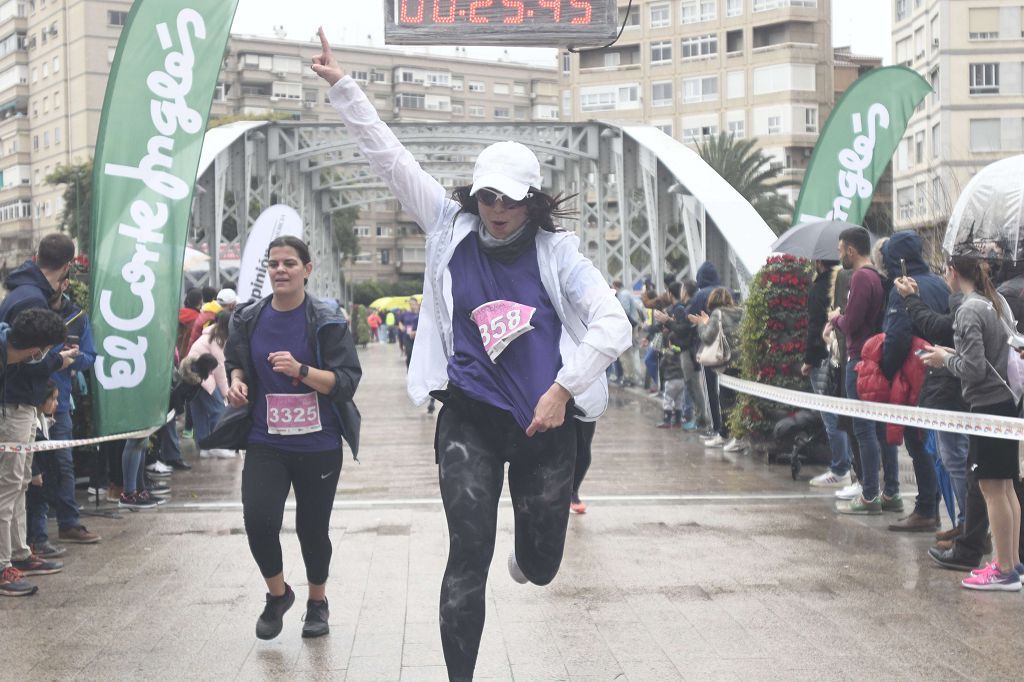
[189,120,776,300]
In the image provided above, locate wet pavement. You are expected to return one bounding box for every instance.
[3,343,1023,681]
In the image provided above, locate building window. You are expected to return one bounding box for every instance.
[395,93,425,109]
[514,83,527,96]
[650,3,671,28]
[604,52,621,67]
[727,119,745,139]
[969,63,999,95]
[655,123,674,136]
[968,8,1000,40]
[650,40,672,64]
[493,83,510,96]
[108,10,128,26]
[895,0,907,22]
[683,76,718,103]
[914,131,924,164]
[726,70,745,99]
[468,105,484,117]
[468,81,485,93]
[379,249,390,266]
[929,67,940,106]
[753,63,815,95]
[53,56,59,73]
[931,122,940,159]
[969,118,1000,152]
[804,107,817,133]
[682,124,718,140]
[652,81,673,107]
[562,53,571,74]
[767,116,781,135]
[355,225,371,238]
[681,0,698,23]
[699,0,717,21]
[681,34,718,60]
[494,106,510,119]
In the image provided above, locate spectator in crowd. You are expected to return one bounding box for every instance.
[691,287,744,451]
[35,277,101,546]
[921,254,1023,591]
[655,279,700,428]
[654,282,687,428]
[803,259,854,488]
[188,287,237,350]
[877,231,948,532]
[0,234,78,597]
[384,309,397,344]
[827,227,901,515]
[367,309,381,343]
[612,279,644,387]
[26,382,64,557]
[684,263,722,433]
[188,310,233,459]
[177,288,203,360]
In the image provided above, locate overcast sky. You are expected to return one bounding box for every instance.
[231,0,893,66]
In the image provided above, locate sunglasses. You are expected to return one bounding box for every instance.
[476,188,532,209]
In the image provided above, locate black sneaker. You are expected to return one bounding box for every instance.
[928,546,982,571]
[138,490,167,506]
[119,492,158,511]
[167,460,192,471]
[256,584,295,640]
[11,555,63,576]
[301,598,330,638]
[144,477,171,495]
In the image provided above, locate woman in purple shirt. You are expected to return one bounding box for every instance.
[222,236,362,641]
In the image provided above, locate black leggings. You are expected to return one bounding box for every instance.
[241,445,342,586]
[435,389,576,681]
[573,420,595,495]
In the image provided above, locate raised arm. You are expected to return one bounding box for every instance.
[312,28,456,235]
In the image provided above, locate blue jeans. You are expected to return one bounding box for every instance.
[191,387,225,449]
[936,430,969,526]
[27,411,81,544]
[845,361,899,500]
[644,347,659,388]
[121,438,148,494]
[904,429,937,517]
[809,361,852,476]
[160,419,182,463]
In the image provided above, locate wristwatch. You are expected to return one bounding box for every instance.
[299,364,310,378]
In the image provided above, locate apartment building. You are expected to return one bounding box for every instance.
[560,0,835,204]
[892,0,1024,231]
[216,35,560,283]
[0,0,130,268]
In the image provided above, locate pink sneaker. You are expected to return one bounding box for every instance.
[961,563,1022,591]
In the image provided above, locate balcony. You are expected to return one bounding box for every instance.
[752,42,819,55]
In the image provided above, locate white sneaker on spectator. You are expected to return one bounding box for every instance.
[809,470,852,488]
[198,449,214,458]
[835,482,863,500]
[145,461,173,476]
[722,438,745,452]
[703,435,726,448]
[213,448,237,459]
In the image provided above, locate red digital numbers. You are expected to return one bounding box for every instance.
[538,0,561,22]
[433,0,457,23]
[569,0,592,24]
[399,0,424,23]
[502,0,526,23]
[468,0,492,23]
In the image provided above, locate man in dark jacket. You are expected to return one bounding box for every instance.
[656,279,704,429]
[802,261,853,487]
[685,262,721,434]
[878,231,946,531]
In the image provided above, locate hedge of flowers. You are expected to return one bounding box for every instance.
[728,254,813,443]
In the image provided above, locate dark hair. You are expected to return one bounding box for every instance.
[668,281,683,300]
[611,279,623,289]
[682,279,698,298]
[36,233,75,271]
[707,287,735,312]
[201,286,218,303]
[209,309,231,346]
[838,227,871,257]
[268,236,311,264]
[450,185,577,233]
[8,309,66,350]
[184,288,203,309]
[950,254,1003,320]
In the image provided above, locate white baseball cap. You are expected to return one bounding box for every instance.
[469,141,542,201]
[216,288,237,306]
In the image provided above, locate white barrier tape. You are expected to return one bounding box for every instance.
[0,411,174,454]
[718,374,1024,441]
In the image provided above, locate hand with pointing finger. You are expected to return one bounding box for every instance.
[311,27,344,86]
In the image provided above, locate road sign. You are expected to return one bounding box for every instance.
[384,0,618,47]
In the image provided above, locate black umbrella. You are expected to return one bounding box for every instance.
[771,220,871,261]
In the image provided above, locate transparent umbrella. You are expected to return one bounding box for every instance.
[942,154,1024,262]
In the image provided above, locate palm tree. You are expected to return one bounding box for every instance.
[693,132,798,236]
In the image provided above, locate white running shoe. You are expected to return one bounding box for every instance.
[145,461,172,475]
[212,448,237,459]
[703,435,727,448]
[809,470,853,488]
[507,551,528,584]
[835,482,863,500]
[722,438,745,452]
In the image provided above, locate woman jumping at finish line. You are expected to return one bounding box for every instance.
[313,29,631,680]
[220,235,362,640]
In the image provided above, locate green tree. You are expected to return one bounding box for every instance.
[694,132,798,236]
[46,161,92,248]
[330,206,360,263]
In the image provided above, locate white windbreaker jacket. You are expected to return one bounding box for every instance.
[328,77,632,419]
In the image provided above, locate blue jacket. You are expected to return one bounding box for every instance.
[880,230,949,379]
[686,262,721,316]
[52,295,96,414]
[0,261,64,405]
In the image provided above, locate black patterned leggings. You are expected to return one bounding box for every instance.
[434,388,577,681]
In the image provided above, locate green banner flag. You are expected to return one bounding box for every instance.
[792,66,931,227]
[89,0,240,434]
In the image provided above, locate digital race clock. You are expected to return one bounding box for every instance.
[384,0,619,47]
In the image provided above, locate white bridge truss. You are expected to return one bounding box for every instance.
[190,120,776,300]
